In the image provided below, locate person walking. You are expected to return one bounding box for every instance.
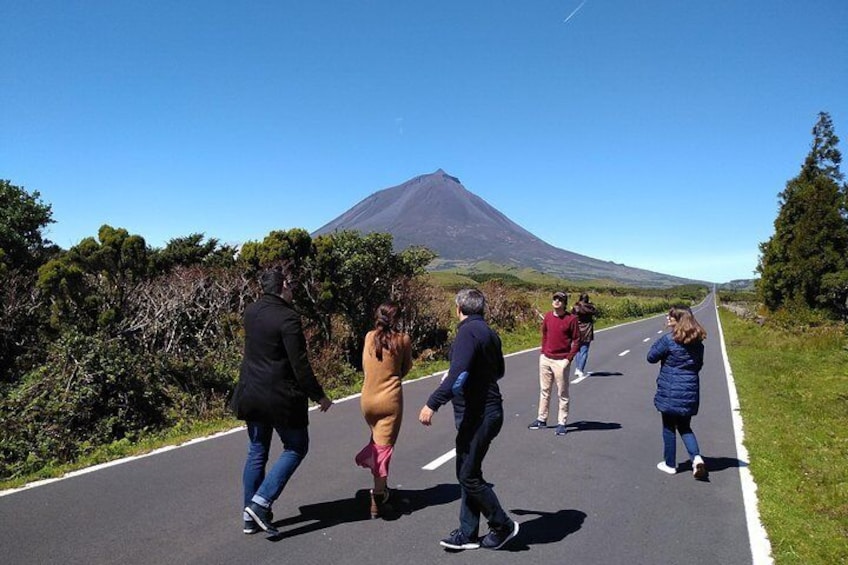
[528,291,580,436]
[231,266,333,536]
[647,306,708,479]
[418,288,520,551]
[355,301,413,518]
[572,293,598,378]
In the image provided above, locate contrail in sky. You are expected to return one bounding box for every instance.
[563,0,587,24]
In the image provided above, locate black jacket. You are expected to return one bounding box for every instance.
[232,294,326,428]
[426,314,504,425]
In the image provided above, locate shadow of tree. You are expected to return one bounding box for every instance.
[500,508,587,551]
[267,483,460,540]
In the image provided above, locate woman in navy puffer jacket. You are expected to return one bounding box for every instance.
[647,306,708,479]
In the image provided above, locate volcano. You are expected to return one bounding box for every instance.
[313,169,692,287]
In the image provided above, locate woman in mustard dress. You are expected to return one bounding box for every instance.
[355,301,413,518]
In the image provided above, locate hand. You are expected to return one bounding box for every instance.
[318,397,333,412]
[419,405,434,426]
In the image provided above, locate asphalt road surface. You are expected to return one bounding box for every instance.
[0,294,761,564]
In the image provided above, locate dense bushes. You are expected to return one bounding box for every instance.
[0,220,450,480]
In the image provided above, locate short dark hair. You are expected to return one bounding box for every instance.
[455,288,485,316]
[260,267,287,295]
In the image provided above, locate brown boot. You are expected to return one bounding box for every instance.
[369,489,390,519]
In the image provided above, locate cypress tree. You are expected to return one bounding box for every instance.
[757,112,848,317]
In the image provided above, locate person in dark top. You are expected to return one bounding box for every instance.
[572,293,598,378]
[528,291,580,436]
[647,306,708,479]
[231,266,333,535]
[418,288,520,551]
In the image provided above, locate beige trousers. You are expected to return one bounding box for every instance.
[538,354,570,425]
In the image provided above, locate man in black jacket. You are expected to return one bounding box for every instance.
[419,288,519,551]
[232,266,333,536]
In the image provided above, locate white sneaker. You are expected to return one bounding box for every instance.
[656,461,677,475]
[692,455,707,479]
[574,369,584,378]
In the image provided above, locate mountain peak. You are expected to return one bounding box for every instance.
[312,171,693,287]
[430,168,461,185]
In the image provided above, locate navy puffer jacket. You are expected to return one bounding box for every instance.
[647,333,704,416]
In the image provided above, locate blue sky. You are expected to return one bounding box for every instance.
[3,1,846,283]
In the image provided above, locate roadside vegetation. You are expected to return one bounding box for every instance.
[717,303,847,564]
[716,111,848,564]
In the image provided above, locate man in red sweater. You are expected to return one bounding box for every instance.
[528,291,580,436]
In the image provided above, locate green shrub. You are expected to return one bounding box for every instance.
[0,330,171,480]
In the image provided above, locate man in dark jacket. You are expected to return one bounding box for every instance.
[233,266,333,536]
[419,288,519,551]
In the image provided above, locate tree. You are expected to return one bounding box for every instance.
[0,179,55,273]
[757,112,848,318]
[37,225,152,331]
[151,233,237,273]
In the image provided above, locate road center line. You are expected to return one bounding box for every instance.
[422,448,456,470]
[618,349,630,357]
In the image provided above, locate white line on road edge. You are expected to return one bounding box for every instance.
[0,427,244,498]
[422,449,457,471]
[714,301,774,564]
[570,374,588,384]
[643,338,651,342]
[618,349,630,357]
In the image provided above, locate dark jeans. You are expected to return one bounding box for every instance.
[660,412,700,468]
[243,422,309,512]
[455,407,510,538]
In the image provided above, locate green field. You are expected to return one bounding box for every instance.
[719,309,847,564]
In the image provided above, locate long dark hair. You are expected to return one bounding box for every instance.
[372,301,402,361]
[668,306,707,344]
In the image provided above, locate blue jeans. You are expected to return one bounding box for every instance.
[243,422,309,513]
[455,408,510,539]
[661,412,700,468]
[574,343,591,373]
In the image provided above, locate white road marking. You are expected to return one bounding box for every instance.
[643,338,651,342]
[618,349,630,357]
[657,330,663,334]
[422,448,456,471]
[570,374,588,384]
[714,300,774,563]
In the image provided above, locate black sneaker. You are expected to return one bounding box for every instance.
[245,502,278,535]
[480,520,520,550]
[527,419,546,430]
[243,520,260,534]
[439,529,480,550]
[555,424,567,436]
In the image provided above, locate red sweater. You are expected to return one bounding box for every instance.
[541,311,580,360]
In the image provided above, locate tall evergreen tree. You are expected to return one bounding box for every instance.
[757,112,848,317]
[0,179,55,273]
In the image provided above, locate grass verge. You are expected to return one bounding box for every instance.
[719,308,847,564]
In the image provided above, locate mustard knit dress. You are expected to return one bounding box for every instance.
[360,330,413,446]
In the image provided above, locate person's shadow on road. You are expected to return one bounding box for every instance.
[566,420,622,432]
[501,508,587,551]
[581,371,624,377]
[267,483,460,540]
[677,456,746,482]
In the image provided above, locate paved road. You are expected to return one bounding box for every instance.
[0,294,758,564]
